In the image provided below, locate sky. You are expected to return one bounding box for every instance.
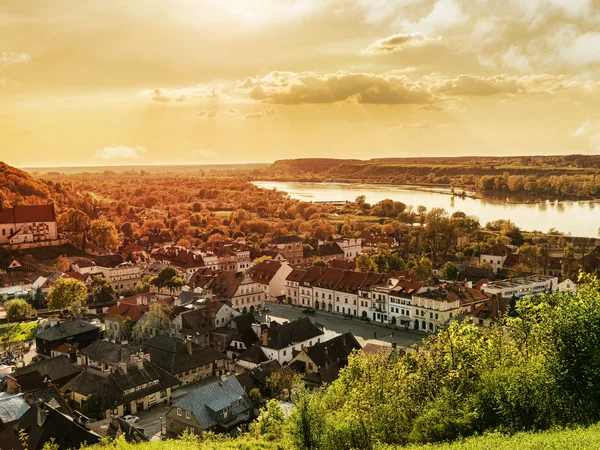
[2,0,600,167]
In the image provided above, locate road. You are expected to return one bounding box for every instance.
[255,303,425,349]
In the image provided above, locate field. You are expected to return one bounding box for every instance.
[0,321,39,345]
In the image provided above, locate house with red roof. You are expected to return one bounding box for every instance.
[0,205,57,245]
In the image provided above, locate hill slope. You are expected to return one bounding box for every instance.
[0,161,80,208]
[80,424,600,450]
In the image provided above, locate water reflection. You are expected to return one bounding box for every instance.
[253,181,600,237]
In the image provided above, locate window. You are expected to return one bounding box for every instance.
[283,350,287,356]
[177,408,182,416]
[186,411,191,419]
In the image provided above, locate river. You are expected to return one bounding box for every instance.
[253,181,600,238]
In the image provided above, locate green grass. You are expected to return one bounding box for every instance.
[380,424,600,450]
[0,321,38,344]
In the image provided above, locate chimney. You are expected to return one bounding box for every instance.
[341,334,346,347]
[324,346,329,356]
[262,329,268,346]
[186,336,193,356]
[24,393,34,405]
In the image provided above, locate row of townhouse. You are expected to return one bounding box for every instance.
[285,267,495,331]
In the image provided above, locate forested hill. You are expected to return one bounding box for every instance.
[0,161,82,208]
[267,155,600,199]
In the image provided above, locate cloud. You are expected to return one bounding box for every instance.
[238,71,432,105]
[191,148,214,158]
[396,0,466,34]
[395,121,437,129]
[95,145,147,160]
[226,107,239,114]
[0,52,30,67]
[244,108,278,119]
[571,120,600,152]
[142,84,224,103]
[195,110,217,118]
[362,33,441,55]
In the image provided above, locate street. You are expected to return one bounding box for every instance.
[256,303,425,349]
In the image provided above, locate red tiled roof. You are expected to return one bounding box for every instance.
[482,243,512,257]
[104,303,148,323]
[0,205,56,224]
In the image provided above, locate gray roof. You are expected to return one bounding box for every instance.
[172,376,251,430]
[261,317,324,350]
[14,355,82,383]
[36,320,99,342]
[0,393,29,424]
[80,340,131,366]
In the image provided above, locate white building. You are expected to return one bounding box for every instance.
[0,205,58,245]
[557,278,577,294]
[249,260,293,301]
[479,243,512,274]
[480,275,558,299]
[257,317,325,364]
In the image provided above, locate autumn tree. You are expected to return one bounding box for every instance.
[89,276,115,303]
[147,302,172,331]
[410,257,433,282]
[440,261,458,280]
[47,278,88,313]
[5,299,37,322]
[89,219,121,252]
[356,253,373,272]
[152,266,186,289]
[58,208,90,234]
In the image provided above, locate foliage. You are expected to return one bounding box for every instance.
[356,253,373,272]
[135,275,155,294]
[0,321,38,344]
[251,399,286,440]
[440,262,458,280]
[267,367,303,397]
[81,394,102,420]
[89,219,121,252]
[58,208,90,234]
[89,276,115,303]
[313,260,329,268]
[151,267,186,289]
[253,256,273,264]
[5,299,37,322]
[410,257,433,282]
[46,278,88,312]
[146,302,172,330]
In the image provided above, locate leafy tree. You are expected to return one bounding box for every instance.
[152,266,186,289]
[89,276,115,303]
[370,252,390,274]
[5,299,36,322]
[81,394,102,420]
[134,275,155,294]
[47,278,87,313]
[355,254,373,272]
[313,259,329,268]
[58,208,90,234]
[54,256,71,273]
[440,262,458,280]
[147,302,172,331]
[410,257,433,282]
[89,219,121,252]
[251,399,285,440]
[253,255,273,264]
[267,367,302,398]
[287,386,326,450]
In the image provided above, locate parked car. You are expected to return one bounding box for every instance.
[123,415,139,423]
[303,308,316,315]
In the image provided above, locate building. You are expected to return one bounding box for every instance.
[412,283,491,333]
[77,339,132,372]
[166,376,252,436]
[359,231,397,251]
[249,260,294,301]
[62,350,180,418]
[311,267,346,312]
[71,256,142,295]
[0,400,101,450]
[8,355,82,390]
[0,205,58,245]
[480,243,512,274]
[480,275,558,299]
[104,302,148,342]
[288,332,361,388]
[35,320,100,357]
[257,317,324,365]
[312,242,345,262]
[200,241,253,273]
[268,236,304,264]
[142,335,227,384]
[332,270,382,317]
[388,278,426,326]
[557,278,577,294]
[190,270,266,314]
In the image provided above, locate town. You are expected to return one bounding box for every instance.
[0,199,589,448]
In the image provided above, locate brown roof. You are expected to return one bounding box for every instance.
[330,259,356,270]
[286,268,307,282]
[249,260,282,284]
[298,266,326,285]
[190,270,245,300]
[417,283,490,305]
[312,267,346,289]
[0,205,56,224]
[361,343,394,356]
[153,246,204,269]
[482,243,512,257]
[316,243,344,257]
[104,303,148,323]
[336,271,383,294]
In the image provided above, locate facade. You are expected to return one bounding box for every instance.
[98,262,142,295]
[257,317,324,365]
[249,260,293,301]
[0,205,58,245]
[62,350,180,419]
[166,376,252,436]
[480,275,558,298]
[411,283,491,332]
[557,278,577,294]
[480,243,512,274]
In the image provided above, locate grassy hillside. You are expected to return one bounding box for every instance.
[82,424,600,450]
